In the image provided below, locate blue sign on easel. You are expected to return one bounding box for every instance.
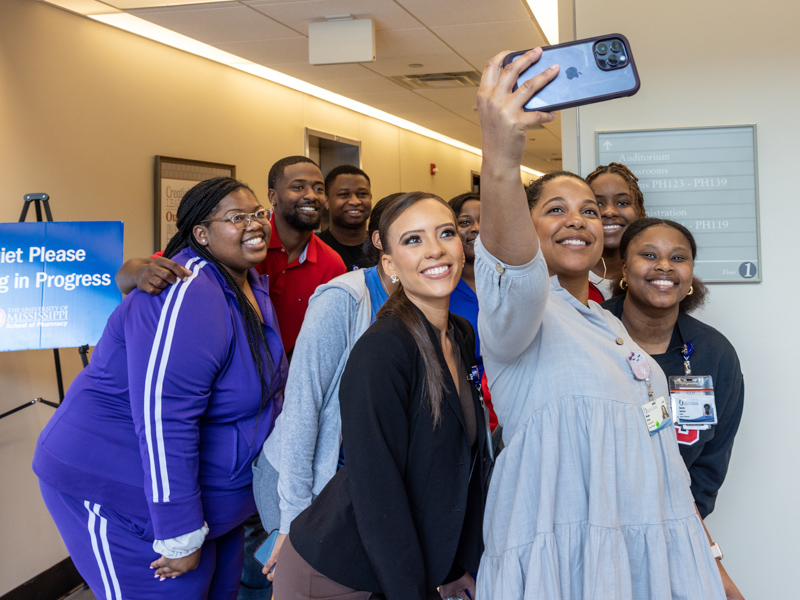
[0,221,124,352]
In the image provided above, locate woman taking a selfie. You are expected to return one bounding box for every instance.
[473,49,742,599]
[603,218,744,519]
[34,177,287,599]
[272,192,492,600]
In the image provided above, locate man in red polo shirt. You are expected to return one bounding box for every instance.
[115,156,345,356]
[258,156,345,356]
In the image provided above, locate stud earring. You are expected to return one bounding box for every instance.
[619,279,628,290]
[390,275,399,284]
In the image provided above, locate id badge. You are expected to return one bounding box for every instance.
[641,396,672,435]
[669,375,717,427]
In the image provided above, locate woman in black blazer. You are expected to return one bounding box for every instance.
[272,192,492,600]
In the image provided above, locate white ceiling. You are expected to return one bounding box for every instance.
[91,0,565,171]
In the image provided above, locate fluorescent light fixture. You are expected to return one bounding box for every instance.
[43,0,119,16]
[524,0,559,45]
[42,1,544,178]
[520,165,543,176]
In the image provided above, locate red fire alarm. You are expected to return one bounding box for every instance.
[430,163,438,175]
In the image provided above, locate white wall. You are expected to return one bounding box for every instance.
[559,0,799,596]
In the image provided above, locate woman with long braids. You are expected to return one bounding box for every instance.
[272,192,492,600]
[586,162,647,299]
[33,177,287,599]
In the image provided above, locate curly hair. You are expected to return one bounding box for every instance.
[586,162,646,218]
[614,218,708,313]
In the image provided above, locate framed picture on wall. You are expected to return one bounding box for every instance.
[154,156,236,252]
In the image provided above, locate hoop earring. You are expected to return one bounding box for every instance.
[619,279,628,291]
[390,275,399,284]
[686,286,694,296]
[592,256,607,282]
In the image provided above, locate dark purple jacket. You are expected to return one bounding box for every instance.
[34,248,287,540]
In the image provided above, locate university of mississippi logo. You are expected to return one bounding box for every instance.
[0,307,6,328]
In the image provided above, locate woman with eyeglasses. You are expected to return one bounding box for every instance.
[33,177,288,599]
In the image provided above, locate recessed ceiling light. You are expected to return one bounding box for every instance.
[524,0,559,44]
[408,63,423,68]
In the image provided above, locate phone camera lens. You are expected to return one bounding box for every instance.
[596,42,609,55]
[610,40,623,52]
[607,54,619,66]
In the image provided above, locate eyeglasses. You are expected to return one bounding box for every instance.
[203,208,272,230]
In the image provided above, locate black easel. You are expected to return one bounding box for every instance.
[0,194,89,421]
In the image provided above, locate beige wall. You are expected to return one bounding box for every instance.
[0,0,490,594]
[559,0,799,596]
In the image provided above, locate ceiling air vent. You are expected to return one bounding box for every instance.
[389,71,482,91]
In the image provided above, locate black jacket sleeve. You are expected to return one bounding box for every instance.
[689,350,745,518]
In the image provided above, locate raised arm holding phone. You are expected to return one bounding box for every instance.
[474,49,742,600]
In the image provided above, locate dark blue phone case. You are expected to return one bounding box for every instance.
[504,34,640,112]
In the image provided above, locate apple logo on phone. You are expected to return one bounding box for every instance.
[566,67,581,80]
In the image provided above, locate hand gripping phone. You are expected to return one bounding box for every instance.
[503,34,640,112]
[253,529,279,572]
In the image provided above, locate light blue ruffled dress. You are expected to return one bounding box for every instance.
[474,240,725,600]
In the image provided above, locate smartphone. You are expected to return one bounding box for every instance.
[253,529,279,571]
[503,34,640,112]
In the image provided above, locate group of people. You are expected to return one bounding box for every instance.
[33,49,745,600]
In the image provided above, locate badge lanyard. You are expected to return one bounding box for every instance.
[669,342,717,431]
[626,348,673,436]
[469,366,495,463]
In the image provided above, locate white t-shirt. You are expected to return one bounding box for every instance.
[589,270,614,300]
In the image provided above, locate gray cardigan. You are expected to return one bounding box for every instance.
[261,269,375,533]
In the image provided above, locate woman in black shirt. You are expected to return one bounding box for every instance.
[603,218,745,520]
[273,192,492,600]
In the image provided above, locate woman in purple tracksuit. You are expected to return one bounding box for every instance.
[33,177,287,599]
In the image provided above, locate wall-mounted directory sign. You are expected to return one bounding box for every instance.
[596,125,761,283]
